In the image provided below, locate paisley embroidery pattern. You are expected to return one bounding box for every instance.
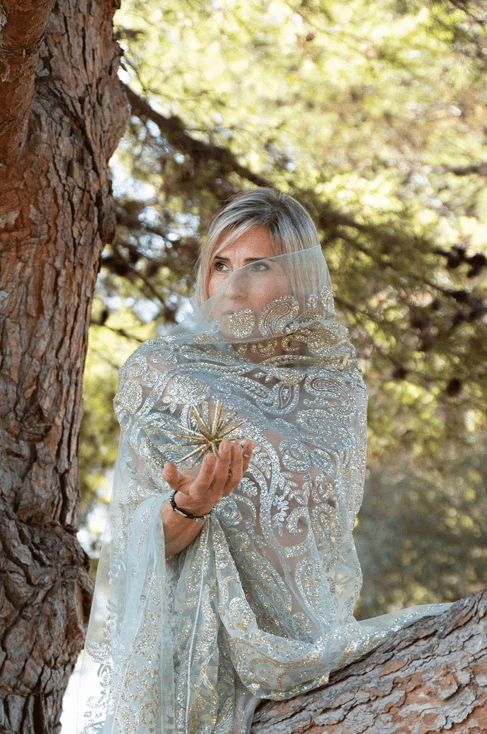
[258,295,300,338]
[228,309,255,338]
[81,271,452,734]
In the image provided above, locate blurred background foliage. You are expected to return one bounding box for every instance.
[80,0,487,615]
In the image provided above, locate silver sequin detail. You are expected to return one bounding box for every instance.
[228,309,255,338]
[258,295,299,338]
[320,284,335,314]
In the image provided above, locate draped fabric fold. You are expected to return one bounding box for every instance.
[78,246,451,734]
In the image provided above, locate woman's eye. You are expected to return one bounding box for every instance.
[251,262,270,273]
[214,261,227,272]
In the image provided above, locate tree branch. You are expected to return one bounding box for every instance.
[123,83,270,189]
[122,83,470,276]
[251,586,487,733]
[447,163,487,177]
[123,84,387,238]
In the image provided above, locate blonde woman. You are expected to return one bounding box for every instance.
[79,188,451,734]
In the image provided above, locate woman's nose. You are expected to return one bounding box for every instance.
[225,270,248,298]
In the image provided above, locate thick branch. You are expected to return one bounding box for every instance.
[0,0,56,167]
[124,84,378,237]
[251,586,487,733]
[123,83,270,189]
[122,84,458,264]
[447,163,487,177]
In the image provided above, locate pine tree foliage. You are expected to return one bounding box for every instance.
[80,0,487,611]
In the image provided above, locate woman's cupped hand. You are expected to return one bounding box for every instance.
[162,439,254,516]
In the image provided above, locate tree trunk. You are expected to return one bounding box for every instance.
[251,586,487,733]
[0,1,128,731]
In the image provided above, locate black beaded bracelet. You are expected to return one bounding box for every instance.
[169,490,210,522]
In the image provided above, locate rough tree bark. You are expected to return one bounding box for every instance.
[0,1,127,732]
[0,3,485,734]
[251,586,487,734]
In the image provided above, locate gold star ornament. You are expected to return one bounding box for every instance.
[173,400,248,467]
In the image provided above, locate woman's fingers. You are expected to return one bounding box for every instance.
[219,440,254,496]
[192,451,217,493]
[166,439,254,505]
[241,440,254,471]
[162,461,180,491]
[224,441,244,494]
[163,461,205,496]
[163,462,195,496]
[209,439,232,496]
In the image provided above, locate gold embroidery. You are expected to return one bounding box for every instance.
[258,295,300,337]
[83,285,450,733]
[228,309,255,338]
[173,400,248,466]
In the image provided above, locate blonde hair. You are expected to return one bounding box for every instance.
[193,188,321,305]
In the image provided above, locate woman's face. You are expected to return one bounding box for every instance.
[207,227,291,337]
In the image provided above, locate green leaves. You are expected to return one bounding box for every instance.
[108,0,487,455]
[80,0,487,597]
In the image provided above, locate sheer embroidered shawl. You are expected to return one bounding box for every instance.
[79,246,451,734]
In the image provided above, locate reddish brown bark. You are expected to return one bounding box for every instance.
[0,1,127,731]
[251,586,487,734]
[1,3,485,734]
[0,0,56,166]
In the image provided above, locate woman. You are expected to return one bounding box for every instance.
[79,188,451,734]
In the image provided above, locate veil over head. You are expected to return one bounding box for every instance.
[78,245,450,734]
